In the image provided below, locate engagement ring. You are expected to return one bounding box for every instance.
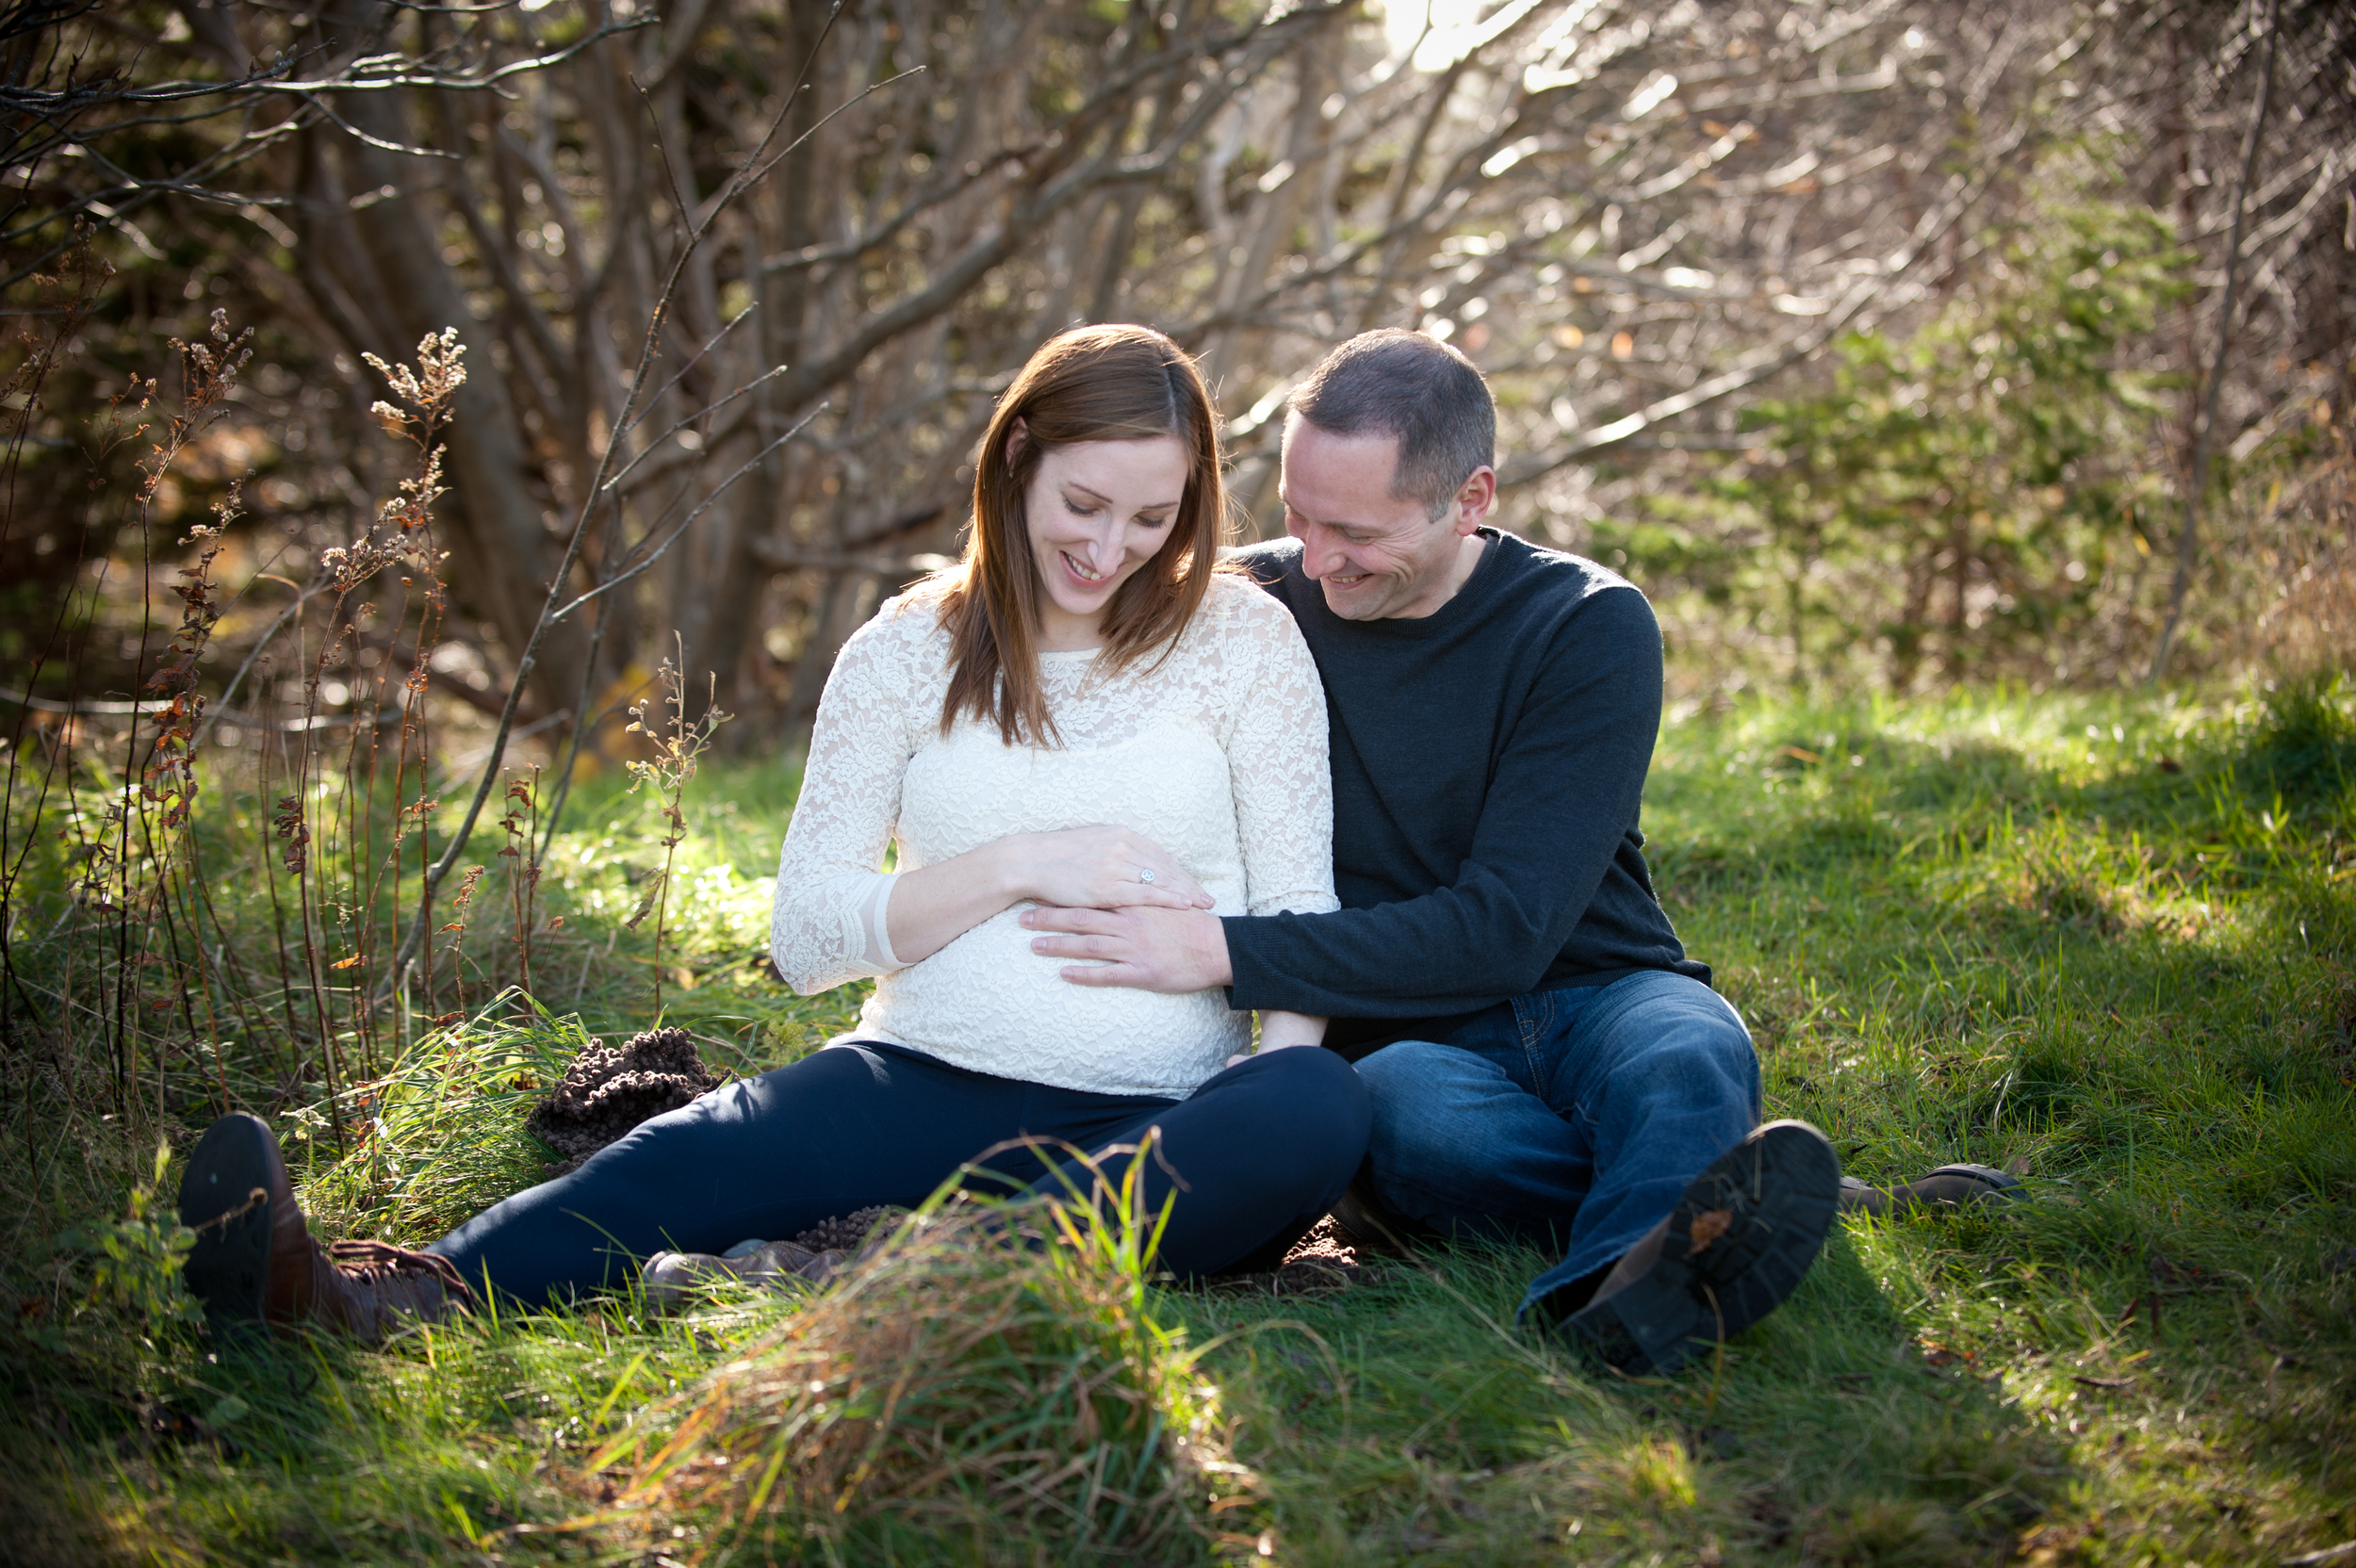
[1139,868,1155,884]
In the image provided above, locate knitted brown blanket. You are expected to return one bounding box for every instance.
[527,1025,723,1175]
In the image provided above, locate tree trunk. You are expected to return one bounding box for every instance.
[695,0,829,725]
[320,2,591,719]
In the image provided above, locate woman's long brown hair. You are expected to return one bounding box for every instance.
[931,324,1226,746]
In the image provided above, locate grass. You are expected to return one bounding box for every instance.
[2,678,2351,1565]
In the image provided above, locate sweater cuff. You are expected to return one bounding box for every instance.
[858,872,909,972]
[1220,913,1295,1013]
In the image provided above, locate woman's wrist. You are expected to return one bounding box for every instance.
[882,835,1037,964]
[984,833,1036,907]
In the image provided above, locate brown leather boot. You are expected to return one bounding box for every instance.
[179,1113,474,1344]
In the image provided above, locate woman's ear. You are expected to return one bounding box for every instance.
[1003,416,1029,468]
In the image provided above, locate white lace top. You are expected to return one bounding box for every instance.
[769,571,1337,1097]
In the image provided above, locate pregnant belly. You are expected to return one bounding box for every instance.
[859,906,1248,1095]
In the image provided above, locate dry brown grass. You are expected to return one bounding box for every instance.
[588,1187,1252,1564]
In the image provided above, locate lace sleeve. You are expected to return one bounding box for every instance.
[770,605,932,993]
[1226,593,1339,918]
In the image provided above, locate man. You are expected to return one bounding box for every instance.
[1023,330,1844,1375]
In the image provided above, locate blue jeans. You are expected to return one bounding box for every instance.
[1355,970,1759,1316]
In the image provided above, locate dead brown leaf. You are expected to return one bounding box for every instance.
[1687,1209,1735,1254]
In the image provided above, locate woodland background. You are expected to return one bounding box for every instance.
[8,0,2352,744]
[1,1,2353,1562]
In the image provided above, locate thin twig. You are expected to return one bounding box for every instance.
[618,303,759,441]
[600,364,791,498]
[559,408,825,622]
[191,581,322,750]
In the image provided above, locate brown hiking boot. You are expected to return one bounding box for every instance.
[178,1113,474,1344]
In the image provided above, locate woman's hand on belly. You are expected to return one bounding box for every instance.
[1003,825,1216,914]
[885,825,1213,965]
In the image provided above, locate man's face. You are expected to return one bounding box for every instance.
[1278,419,1487,621]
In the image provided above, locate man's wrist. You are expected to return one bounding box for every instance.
[1196,909,1235,988]
[1201,912,1244,990]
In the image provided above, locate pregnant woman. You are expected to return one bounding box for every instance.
[176,324,1371,1338]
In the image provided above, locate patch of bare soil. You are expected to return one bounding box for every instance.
[1209,1216,1398,1297]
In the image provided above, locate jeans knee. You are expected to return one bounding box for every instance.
[1691,1012,1755,1079]
[1691,1006,1760,1108]
[1635,1003,1759,1123]
[1355,1040,1497,1169]
[1355,1038,1460,1135]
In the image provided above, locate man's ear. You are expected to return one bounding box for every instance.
[1452,465,1498,535]
[1004,416,1030,468]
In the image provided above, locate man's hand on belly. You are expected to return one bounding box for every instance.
[1021,905,1233,992]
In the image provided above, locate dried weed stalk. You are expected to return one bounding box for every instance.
[362,330,462,1023]
[64,309,252,1118]
[624,639,728,1018]
[497,769,545,1001]
[435,863,487,1023]
[270,329,465,1084]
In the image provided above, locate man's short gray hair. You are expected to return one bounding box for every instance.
[1287,329,1496,515]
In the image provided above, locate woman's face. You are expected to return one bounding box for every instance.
[1017,430,1191,649]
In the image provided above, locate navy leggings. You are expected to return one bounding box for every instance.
[427,1042,1372,1302]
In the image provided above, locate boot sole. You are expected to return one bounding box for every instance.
[1562,1119,1841,1376]
[177,1114,282,1335]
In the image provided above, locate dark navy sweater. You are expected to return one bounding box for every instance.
[1223,531,1708,1057]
